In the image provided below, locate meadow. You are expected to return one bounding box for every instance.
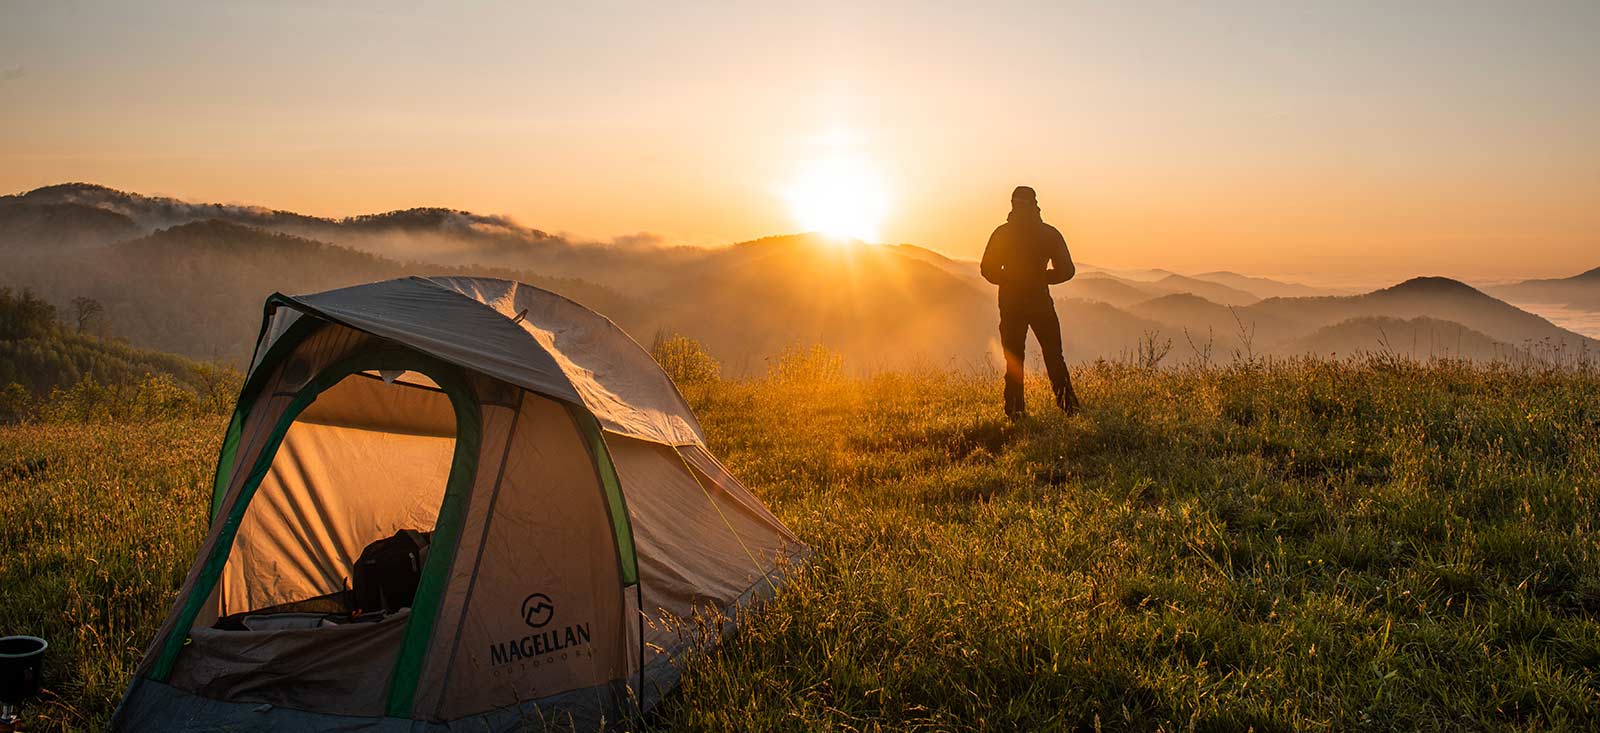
[2,353,1598,730]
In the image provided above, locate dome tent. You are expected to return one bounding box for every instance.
[113,277,805,730]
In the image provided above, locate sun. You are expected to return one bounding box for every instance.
[783,155,889,243]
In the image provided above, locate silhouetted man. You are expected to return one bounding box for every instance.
[980,186,1081,418]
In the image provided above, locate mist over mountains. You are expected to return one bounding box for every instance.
[2,183,1596,377]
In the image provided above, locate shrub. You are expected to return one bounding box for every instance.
[768,344,846,385]
[652,332,722,386]
[0,381,33,423]
[32,372,231,423]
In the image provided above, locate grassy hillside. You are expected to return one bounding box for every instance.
[2,355,1597,730]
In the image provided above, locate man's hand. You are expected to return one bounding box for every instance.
[1045,262,1075,284]
[1045,226,1074,284]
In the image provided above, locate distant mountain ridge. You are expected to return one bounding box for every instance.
[3,183,579,265]
[1289,316,1522,362]
[5,182,327,238]
[1195,271,1330,299]
[1062,274,1156,308]
[1488,266,1600,311]
[2,182,1595,372]
[7,183,553,238]
[1151,274,1260,306]
[0,200,142,252]
[3,217,643,360]
[1242,276,1590,352]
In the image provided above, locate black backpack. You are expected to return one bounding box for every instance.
[352,529,432,614]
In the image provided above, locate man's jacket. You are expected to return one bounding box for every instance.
[980,212,1074,308]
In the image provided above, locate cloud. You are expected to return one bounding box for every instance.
[1,65,24,82]
[609,232,670,250]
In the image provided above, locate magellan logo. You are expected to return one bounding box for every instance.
[521,593,554,628]
[489,593,593,668]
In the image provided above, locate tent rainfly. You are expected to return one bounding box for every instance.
[112,277,805,730]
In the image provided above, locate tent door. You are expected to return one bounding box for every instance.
[148,350,482,720]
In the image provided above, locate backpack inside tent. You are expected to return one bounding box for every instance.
[112,277,806,731]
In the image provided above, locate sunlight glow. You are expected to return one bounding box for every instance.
[784,155,889,243]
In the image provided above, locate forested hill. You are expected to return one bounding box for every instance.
[0,287,236,421]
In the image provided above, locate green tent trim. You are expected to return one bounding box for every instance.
[207,302,327,519]
[570,407,638,587]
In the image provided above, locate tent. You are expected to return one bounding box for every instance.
[113,277,806,730]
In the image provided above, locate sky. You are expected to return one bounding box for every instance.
[2,0,1597,285]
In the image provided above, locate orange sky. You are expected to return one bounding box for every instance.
[2,2,1597,284]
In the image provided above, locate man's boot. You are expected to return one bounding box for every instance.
[1004,379,1026,420]
[1053,375,1081,416]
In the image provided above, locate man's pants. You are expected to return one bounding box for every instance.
[999,298,1079,416]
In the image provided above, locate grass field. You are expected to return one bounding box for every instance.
[3,358,1599,730]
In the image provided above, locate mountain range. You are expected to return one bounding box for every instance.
[1487,267,1600,311]
[1,183,1596,377]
